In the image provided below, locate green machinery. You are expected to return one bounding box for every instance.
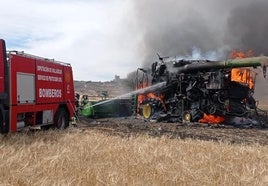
[78,94,133,118]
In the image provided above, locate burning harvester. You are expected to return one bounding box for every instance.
[135,55,268,125]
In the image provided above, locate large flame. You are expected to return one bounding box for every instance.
[198,113,225,124]
[231,68,256,89]
[229,49,257,89]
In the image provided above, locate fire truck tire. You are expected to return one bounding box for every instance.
[54,108,69,129]
[0,111,9,134]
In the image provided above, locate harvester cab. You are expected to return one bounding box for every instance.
[135,68,149,90]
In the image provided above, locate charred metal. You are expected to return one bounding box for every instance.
[136,55,268,126]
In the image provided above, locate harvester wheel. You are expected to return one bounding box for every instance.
[140,98,165,119]
[182,111,191,122]
[54,108,69,129]
[142,104,153,119]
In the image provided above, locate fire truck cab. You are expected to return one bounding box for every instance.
[0,39,75,133]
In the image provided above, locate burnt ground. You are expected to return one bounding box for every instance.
[77,116,268,146]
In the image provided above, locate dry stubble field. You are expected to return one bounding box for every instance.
[0,126,267,186]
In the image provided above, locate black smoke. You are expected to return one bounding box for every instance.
[225,1,268,55]
[131,0,268,66]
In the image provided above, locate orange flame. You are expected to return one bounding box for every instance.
[229,49,256,89]
[137,92,165,112]
[198,113,225,124]
[136,82,165,114]
[231,68,256,89]
[229,49,254,59]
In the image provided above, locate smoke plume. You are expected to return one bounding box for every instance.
[131,0,268,66]
[225,1,268,55]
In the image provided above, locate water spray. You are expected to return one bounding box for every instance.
[91,81,167,107]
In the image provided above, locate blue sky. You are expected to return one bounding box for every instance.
[0,0,141,81]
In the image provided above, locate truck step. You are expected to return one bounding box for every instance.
[29,126,42,130]
[29,123,53,130]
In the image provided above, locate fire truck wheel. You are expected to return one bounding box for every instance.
[54,108,69,129]
[0,111,9,134]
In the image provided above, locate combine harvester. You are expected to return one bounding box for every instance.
[79,54,268,127]
[135,55,268,126]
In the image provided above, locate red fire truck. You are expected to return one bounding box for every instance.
[0,39,75,133]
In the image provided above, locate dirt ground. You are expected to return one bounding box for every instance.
[77,116,268,146]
